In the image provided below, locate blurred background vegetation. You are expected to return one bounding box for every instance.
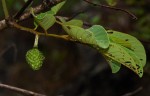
[0,0,150,96]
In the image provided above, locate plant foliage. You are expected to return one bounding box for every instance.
[26,0,146,77]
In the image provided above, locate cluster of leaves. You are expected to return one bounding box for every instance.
[26,1,146,77]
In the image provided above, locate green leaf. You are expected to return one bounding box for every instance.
[90,16,101,24]
[58,17,94,44]
[106,58,121,73]
[59,18,110,49]
[106,0,117,6]
[62,25,95,45]
[87,25,110,49]
[34,13,46,20]
[63,19,83,27]
[51,1,66,15]
[107,30,146,67]
[108,36,132,49]
[122,46,143,77]
[61,23,109,49]
[101,43,142,77]
[34,13,56,30]
[58,16,83,27]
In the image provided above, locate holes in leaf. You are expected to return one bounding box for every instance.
[108,31,114,34]
[132,67,136,70]
[136,64,140,69]
[125,61,131,63]
[67,26,71,29]
[140,59,143,61]
[139,71,143,74]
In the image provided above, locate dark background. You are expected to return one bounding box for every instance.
[0,0,150,96]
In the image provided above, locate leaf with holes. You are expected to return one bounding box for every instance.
[101,42,143,77]
[122,46,143,77]
[107,30,146,67]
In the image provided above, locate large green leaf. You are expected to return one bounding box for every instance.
[107,30,146,67]
[101,43,143,77]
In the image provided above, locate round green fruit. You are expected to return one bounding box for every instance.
[26,48,45,70]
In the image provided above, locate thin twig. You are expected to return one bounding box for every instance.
[83,0,137,20]
[0,83,46,96]
[122,87,143,96]
[14,0,34,19]
[8,20,85,45]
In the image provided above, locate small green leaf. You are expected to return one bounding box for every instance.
[90,16,101,24]
[26,48,45,70]
[87,25,110,49]
[34,13,56,30]
[51,1,66,15]
[107,59,121,73]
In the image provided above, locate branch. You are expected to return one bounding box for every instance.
[0,83,46,96]
[83,0,137,20]
[0,0,64,30]
[8,20,75,42]
[14,0,34,19]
